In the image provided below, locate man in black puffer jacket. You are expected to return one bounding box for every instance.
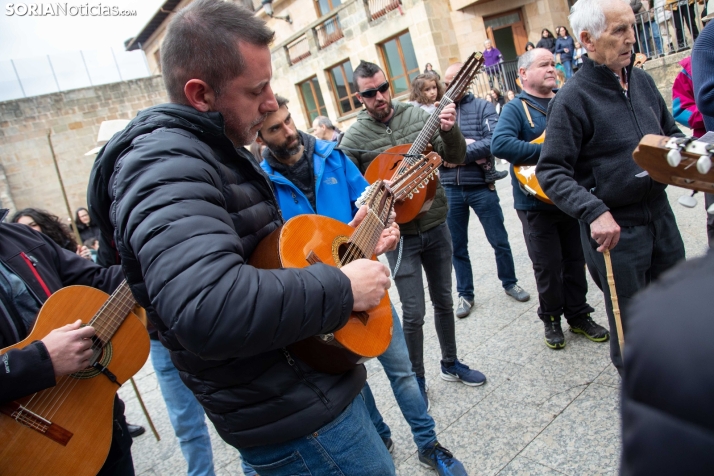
[536,0,685,374]
[87,1,395,474]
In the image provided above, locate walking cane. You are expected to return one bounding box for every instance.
[603,249,625,358]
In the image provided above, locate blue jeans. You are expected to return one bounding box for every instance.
[361,305,437,452]
[638,20,663,56]
[150,340,215,476]
[562,59,573,80]
[239,395,395,475]
[445,184,518,300]
[385,222,458,378]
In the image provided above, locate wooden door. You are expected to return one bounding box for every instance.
[512,22,528,55]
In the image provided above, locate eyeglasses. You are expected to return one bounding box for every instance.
[359,82,390,98]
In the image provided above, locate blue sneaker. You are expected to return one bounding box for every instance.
[440,359,486,387]
[416,376,430,412]
[418,442,467,475]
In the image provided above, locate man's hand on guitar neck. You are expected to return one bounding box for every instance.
[591,211,621,252]
[437,102,457,132]
[341,260,391,312]
[42,320,96,377]
[349,205,400,255]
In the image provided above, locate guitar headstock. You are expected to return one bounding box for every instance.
[633,134,714,192]
[391,152,442,201]
[443,52,485,103]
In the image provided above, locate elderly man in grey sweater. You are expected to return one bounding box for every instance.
[536,0,685,373]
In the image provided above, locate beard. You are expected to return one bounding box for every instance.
[365,99,393,121]
[266,134,302,161]
[218,103,267,147]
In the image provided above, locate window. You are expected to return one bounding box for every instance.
[327,60,361,116]
[378,31,419,96]
[297,76,327,124]
[315,0,341,17]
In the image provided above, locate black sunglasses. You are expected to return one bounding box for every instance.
[359,82,390,98]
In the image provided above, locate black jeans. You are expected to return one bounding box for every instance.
[385,222,457,378]
[518,209,593,322]
[579,206,685,374]
[673,2,699,46]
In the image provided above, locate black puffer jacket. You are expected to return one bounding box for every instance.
[87,104,364,448]
[439,93,499,187]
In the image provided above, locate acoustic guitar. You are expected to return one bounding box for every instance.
[251,153,442,374]
[363,52,485,224]
[512,132,554,204]
[633,134,714,192]
[0,281,150,476]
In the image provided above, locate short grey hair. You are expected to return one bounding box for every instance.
[517,48,550,73]
[569,0,629,41]
[314,116,335,130]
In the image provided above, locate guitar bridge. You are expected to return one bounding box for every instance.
[0,401,73,446]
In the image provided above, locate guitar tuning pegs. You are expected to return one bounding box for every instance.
[667,148,682,167]
[418,183,425,188]
[697,154,712,174]
[408,193,413,199]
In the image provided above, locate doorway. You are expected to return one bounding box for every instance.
[484,10,528,60]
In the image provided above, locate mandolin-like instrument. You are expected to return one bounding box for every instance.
[250,154,442,374]
[363,52,485,223]
[633,134,714,191]
[0,281,149,476]
[512,132,553,204]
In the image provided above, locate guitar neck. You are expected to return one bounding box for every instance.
[343,186,393,264]
[89,280,136,344]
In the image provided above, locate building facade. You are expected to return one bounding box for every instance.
[129,0,577,131]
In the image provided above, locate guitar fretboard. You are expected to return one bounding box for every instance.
[89,280,136,345]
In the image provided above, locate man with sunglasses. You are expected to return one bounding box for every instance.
[340,61,487,417]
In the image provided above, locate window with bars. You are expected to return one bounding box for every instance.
[327,60,361,116]
[297,76,327,124]
[315,0,342,17]
[378,31,419,96]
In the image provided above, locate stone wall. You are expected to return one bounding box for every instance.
[642,50,690,110]
[0,76,168,221]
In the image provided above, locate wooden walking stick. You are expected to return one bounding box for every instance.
[603,249,625,358]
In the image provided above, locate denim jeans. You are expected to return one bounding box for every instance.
[638,20,663,56]
[562,59,573,80]
[239,395,395,475]
[385,222,457,378]
[150,339,215,476]
[445,184,518,300]
[579,205,684,374]
[361,305,436,452]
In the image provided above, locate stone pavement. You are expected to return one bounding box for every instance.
[119,162,709,476]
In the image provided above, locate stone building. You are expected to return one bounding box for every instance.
[127,0,578,131]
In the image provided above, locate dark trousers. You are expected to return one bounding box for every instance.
[517,209,593,322]
[673,2,699,46]
[97,396,135,475]
[579,206,685,374]
[385,222,457,378]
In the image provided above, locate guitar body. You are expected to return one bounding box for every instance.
[364,144,438,224]
[0,286,150,476]
[250,215,393,374]
[513,132,554,205]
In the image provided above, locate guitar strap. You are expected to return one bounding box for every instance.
[520,99,548,129]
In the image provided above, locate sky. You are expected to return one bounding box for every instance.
[0,0,166,100]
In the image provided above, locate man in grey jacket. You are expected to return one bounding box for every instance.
[536,0,684,373]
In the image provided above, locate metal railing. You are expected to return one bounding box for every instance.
[366,0,401,21]
[634,1,703,58]
[471,59,520,99]
[286,35,311,66]
[315,16,344,49]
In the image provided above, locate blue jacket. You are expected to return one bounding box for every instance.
[439,93,498,187]
[555,36,575,62]
[491,91,558,212]
[261,139,368,223]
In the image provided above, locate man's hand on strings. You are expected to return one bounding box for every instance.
[437,102,457,131]
[349,205,399,255]
[42,320,96,377]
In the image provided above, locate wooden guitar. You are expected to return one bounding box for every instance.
[512,132,554,204]
[0,281,149,476]
[363,52,485,224]
[250,153,442,374]
[633,134,714,192]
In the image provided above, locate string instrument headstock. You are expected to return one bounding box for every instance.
[632,134,714,193]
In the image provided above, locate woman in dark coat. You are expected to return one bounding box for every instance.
[74,207,101,243]
[536,28,556,53]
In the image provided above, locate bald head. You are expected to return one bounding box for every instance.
[444,63,465,101]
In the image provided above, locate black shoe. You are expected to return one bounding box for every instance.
[485,168,509,183]
[568,314,609,342]
[127,423,145,438]
[543,316,565,349]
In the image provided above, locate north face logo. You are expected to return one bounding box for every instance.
[323,177,338,185]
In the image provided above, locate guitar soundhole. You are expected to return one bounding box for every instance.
[70,342,113,379]
[337,242,366,265]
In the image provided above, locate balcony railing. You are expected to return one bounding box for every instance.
[286,35,311,66]
[315,16,344,49]
[366,0,401,21]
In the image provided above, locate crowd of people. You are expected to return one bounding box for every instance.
[3,0,714,475]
